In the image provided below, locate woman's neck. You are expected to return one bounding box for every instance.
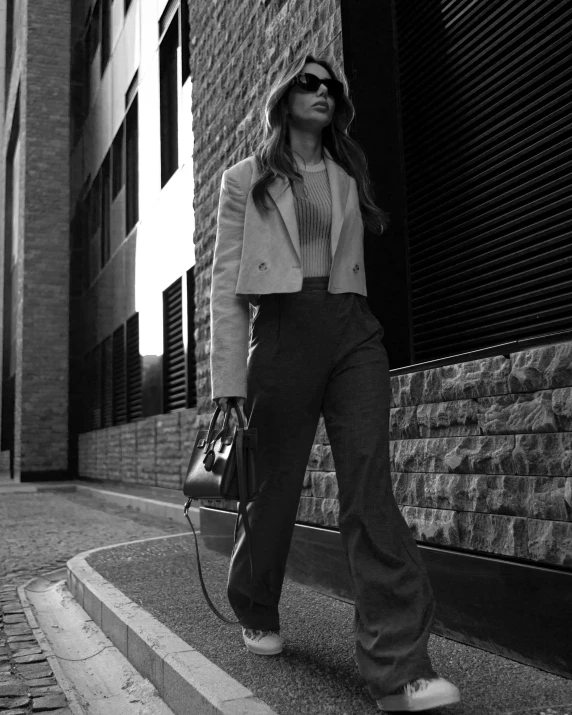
[288,131,323,166]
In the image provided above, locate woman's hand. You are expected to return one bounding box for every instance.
[215,397,245,411]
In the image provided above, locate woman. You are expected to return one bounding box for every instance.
[209,51,461,712]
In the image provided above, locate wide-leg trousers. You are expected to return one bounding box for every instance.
[227,276,437,699]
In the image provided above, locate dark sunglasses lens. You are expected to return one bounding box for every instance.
[298,73,343,99]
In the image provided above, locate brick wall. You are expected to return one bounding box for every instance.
[16,0,70,478]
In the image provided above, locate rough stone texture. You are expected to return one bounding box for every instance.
[391,473,571,522]
[156,412,183,490]
[400,506,572,568]
[31,694,67,710]
[390,355,511,408]
[509,343,572,392]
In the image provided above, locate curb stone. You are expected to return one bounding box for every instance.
[66,535,280,715]
[17,571,85,715]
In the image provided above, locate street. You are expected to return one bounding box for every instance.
[0,488,188,714]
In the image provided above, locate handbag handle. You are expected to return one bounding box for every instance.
[183,398,255,626]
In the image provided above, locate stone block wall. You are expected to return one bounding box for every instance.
[78,340,572,568]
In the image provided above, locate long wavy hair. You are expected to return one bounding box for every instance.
[250,52,390,235]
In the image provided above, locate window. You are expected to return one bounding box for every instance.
[71,40,87,144]
[5,0,15,104]
[91,344,102,430]
[101,150,111,265]
[163,277,186,411]
[186,267,197,408]
[101,0,111,75]
[92,170,101,236]
[180,0,191,84]
[112,122,124,199]
[125,95,139,234]
[159,13,179,187]
[126,313,143,420]
[102,336,113,428]
[87,0,100,66]
[112,325,127,424]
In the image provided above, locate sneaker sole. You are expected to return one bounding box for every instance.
[378,689,460,712]
[243,640,283,656]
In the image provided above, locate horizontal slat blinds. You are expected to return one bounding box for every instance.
[126,313,143,420]
[186,268,197,408]
[112,325,127,425]
[395,0,572,361]
[102,336,113,427]
[163,277,187,412]
[91,344,102,430]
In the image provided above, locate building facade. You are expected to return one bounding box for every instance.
[1,0,571,678]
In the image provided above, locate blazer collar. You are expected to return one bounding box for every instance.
[265,147,350,262]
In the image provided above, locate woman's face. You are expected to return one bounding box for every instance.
[285,62,336,133]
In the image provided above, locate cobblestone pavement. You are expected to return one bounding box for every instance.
[0,489,187,714]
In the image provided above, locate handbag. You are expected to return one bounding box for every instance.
[182,398,259,625]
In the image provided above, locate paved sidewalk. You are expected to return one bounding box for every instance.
[3,479,572,715]
[80,531,572,715]
[0,480,187,715]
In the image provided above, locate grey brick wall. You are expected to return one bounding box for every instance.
[15,0,70,478]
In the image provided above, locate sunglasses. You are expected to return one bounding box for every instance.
[290,72,344,101]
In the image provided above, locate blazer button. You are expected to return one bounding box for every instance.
[353,264,360,272]
[259,263,267,271]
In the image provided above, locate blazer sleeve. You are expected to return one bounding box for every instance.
[210,169,250,402]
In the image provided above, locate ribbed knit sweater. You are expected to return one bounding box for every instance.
[293,156,332,278]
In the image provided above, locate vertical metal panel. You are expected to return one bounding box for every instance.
[394,0,572,361]
[112,325,127,425]
[126,313,143,420]
[163,277,187,412]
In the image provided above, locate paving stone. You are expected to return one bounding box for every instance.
[0,664,13,673]
[7,636,36,643]
[24,678,56,687]
[13,654,46,664]
[0,654,9,662]
[29,684,62,696]
[0,696,30,709]
[3,615,27,624]
[4,625,32,637]
[18,664,52,677]
[1,605,24,615]
[10,647,43,657]
[1,709,28,715]
[32,694,68,710]
[0,680,30,696]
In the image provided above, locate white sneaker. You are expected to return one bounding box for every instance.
[377,676,461,712]
[242,628,283,655]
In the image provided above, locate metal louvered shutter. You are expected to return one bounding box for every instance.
[186,267,197,408]
[126,313,143,420]
[92,344,102,430]
[112,325,127,424]
[394,0,572,362]
[102,336,113,427]
[163,277,187,411]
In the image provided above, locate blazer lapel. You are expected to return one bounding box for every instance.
[268,176,300,261]
[323,148,349,260]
